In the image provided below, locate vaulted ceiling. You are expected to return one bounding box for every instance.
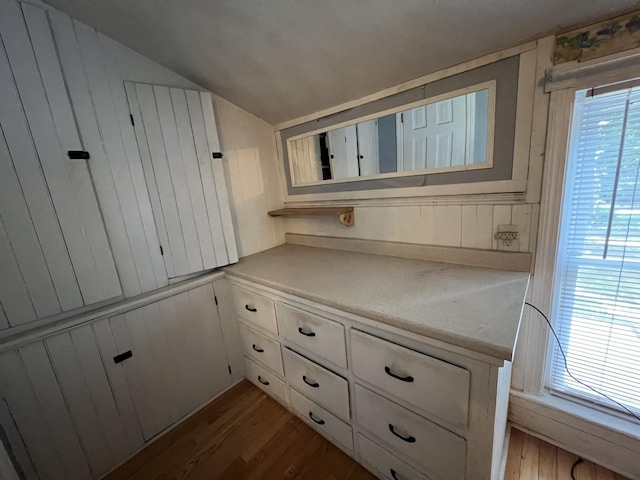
[45,0,637,125]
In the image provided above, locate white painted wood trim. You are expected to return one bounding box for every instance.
[512,49,537,181]
[509,391,640,479]
[0,272,224,353]
[274,41,537,131]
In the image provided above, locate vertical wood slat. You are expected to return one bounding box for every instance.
[92,318,145,451]
[129,82,189,276]
[21,3,122,305]
[47,10,141,298]
[186,90,229,265]
[98,34,167,291]
[0,0,86,312]
[154,86,204,273]
[171,88,217,269]
[74,20,157,296]
[0,396,38,479]
[202,92,239,263]
[0,303,7,331]
[0,129,45,324]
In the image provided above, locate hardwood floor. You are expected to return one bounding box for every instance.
[104,380,629,480]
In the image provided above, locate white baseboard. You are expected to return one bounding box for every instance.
[509,390,640,479]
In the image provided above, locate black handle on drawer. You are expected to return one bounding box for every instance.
[252,344,264,353]
[384,366,414,383]
[390,469,400,480]
[113,350,132,364]
[303,375,319,388]
[388,424,416,443]
[257,375,270,386]
[245,304,257,312]
[308,411,325,425]
[298,327,316,337]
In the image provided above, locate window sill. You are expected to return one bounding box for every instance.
[509,389,640,478]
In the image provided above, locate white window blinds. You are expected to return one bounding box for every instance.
[549,85,640,417]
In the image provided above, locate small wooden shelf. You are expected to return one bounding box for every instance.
[268,207,355,227]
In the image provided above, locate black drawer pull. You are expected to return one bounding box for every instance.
[245,305,257,312]
[257,375,269,386]
[309,411,325,425]
[385,366,414,383]
[298,327,316,337]
[113,350,132,364]
[252,344,264,353]
[390,469,400,480]
[67,150,90,160]
[388,424,415,443]
[303,375,319,388]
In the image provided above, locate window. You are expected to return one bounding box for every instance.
[548,83,640,418]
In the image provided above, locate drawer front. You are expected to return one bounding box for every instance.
[231,285,277,334]
[278,303,347,369]
[282,348,350,421]
[289,387,353,453]
[354,384,466,480]
[245,357,288,406]
[357,434,429,480]
[351,329,470,428]
[238,321,283,375]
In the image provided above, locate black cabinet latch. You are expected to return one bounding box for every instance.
[113,350,133,364]
[212,152,223,159]
[67,150,90,160]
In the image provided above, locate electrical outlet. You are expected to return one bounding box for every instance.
[496,225,520,252]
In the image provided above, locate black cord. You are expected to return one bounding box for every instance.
[570,457,584,480]
[524,302,640,422]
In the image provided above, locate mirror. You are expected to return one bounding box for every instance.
[287,82,495,186]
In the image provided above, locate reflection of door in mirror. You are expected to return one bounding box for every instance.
[328,125,359,178]
[290,136,323,184]
[397,90,488,171]
[356,120,380,176]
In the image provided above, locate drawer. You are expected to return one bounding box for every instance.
[282,348,350,421]
[351,329,470,429]
[357,434,429,480]
[289,387,353,453]
[231,285,277,334]
[278,303,347,369]
[238,321,283,375]
[244,357,288,406]
[354,384,466,480]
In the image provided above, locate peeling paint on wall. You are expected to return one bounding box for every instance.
[555,10,640,64]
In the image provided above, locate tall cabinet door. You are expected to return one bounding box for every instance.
[125,82,238,279]
[0,0,121,329]
[102,284,232,440]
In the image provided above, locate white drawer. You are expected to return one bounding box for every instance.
[351,329,470,429]
[238,321,283,375]
[289,387,353,453]
[357,434,429,480]
[231,285,277,334]
[278,303,347,369]
[282,348,350,421]
[244,357,288,406]
[355,384,466,480]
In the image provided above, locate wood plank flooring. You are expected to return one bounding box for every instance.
[104,380,629,480]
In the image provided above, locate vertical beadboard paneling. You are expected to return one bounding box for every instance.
[0,303,7,331]
[475,205,495,250]
[512,204,533,253]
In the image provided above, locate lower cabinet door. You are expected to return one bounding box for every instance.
[355,384,466,480]
[289,387,353,453]
[103,283,232,440]
[357,434,429,480]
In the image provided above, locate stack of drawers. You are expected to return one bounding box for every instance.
[231,282,479,480]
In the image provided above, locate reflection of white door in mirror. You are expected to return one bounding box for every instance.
[397,96,468,171]
[328,125,359,178]
[290,136,323,184]
[356,120,380,176]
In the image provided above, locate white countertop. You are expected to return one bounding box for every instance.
[224,244,529,361]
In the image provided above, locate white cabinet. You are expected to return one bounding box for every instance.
[0,0,121,329]
[0,280,234,479]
